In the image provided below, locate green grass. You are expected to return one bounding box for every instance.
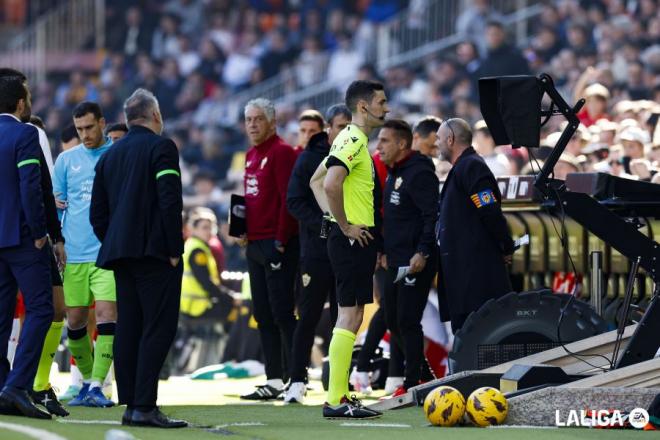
[0,405,651,440]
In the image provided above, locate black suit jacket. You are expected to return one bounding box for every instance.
[90,125,183,269]
[436,147,513,321]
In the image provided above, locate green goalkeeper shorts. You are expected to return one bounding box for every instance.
[62,262,116,307]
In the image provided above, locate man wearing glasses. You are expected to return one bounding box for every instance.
[435,118,514,332]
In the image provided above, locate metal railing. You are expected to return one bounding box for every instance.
[224,0,546,121]
[3,0,105,84]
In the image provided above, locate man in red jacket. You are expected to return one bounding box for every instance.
[241,98,299,400]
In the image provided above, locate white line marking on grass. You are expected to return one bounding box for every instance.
[0,422,68,440]
[215,422,266,428]
[341,422,411,428]
[57,419,121,425]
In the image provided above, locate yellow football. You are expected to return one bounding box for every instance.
[423,386,466,427]
[465,387,508,427]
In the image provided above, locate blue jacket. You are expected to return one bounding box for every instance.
[0,114,47,248]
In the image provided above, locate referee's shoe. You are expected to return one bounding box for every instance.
[323,395,382,419]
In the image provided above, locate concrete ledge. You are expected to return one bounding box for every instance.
[506,387,659,426]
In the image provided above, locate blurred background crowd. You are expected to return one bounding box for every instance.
[2,0,659,273]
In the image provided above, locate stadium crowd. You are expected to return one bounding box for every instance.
[28,1,659,240]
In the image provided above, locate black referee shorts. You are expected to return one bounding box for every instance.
[46,243,63,287]
[327,224,377,307]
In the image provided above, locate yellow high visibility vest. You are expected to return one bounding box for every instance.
[180,237,219,317]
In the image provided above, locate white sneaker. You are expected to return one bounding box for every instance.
[384,376,404,394]
[349,369,373,395]
[283,382,306,404]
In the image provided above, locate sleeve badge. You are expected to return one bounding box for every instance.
[470,189,497,208]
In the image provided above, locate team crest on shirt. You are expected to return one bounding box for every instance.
[260,157,268,169]
[351,137,359,143]
[246,160,252,168]
[394,177,403,190]
[302,273,311,287]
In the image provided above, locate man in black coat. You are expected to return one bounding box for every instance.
[435,118,513,332]
[90,88,186,428]
[475,21,530,79]
[378,119,438,393]
[283,104,350,403]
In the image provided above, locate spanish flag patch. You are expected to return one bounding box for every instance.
[471,190,497,208]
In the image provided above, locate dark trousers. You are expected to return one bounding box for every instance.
[113,257,182,408]
[246,238,298,380]
[383,262,434,389]
[356,268,404,376]
[290,257,337,383]
[0,238,53,390]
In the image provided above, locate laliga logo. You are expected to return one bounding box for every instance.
[555,408,649,429]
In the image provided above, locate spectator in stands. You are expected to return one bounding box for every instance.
[259,29,293,80]
[553,153,582,180]
[164,0,204,37]
[456,0,504,55]
[577,83,610,127]
[296,35,329,88]
[151,13,181,61]
[109,6,152,58]
[55,71,99,109]
[473,120,512,176]
[328,33,364,86]
[476,21,530,79]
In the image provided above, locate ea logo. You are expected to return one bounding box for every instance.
[629,408,650,429]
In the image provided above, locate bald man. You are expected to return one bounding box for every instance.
[435,118,514,333]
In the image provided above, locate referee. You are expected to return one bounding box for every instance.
[310,80,388,419]
[377,119,438,394]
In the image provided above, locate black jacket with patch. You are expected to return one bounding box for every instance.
[436,147,514,322]
[383,151,439,268]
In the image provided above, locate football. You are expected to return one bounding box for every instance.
[466,387,509,427]
[423,386,466,427]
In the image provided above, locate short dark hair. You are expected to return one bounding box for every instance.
[298,109,324,128]
[325,104,351,125]
[414,116,442,137]
[0,77,27,114]
[72,101,103,120]
[0,67,27,81]
[382,119,413,149]
[60,124,80,143]
[105,122,128,135]
[486,20,504,30]
[29,115,45,130]
[345,80,384,113]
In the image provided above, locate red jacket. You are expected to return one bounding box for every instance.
[244,134,298,244]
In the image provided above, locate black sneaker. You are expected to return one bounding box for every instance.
[323,395,382,419]
[240,384,283,401]
[31,388,69,417]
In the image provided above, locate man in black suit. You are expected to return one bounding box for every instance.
[0,76,53,419]
[435,118,514,333]
[90,88,186,428]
